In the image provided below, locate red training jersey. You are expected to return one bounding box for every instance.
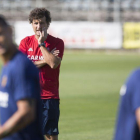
[19,34,64,99]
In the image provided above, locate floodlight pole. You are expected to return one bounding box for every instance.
[113,0,121,22]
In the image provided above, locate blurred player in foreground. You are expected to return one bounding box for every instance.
[19,8,64,140]
[0,15,44,140]
[113,68,140,140]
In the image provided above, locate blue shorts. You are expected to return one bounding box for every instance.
[42,99,60,135]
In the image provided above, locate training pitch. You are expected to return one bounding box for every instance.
[59,50,140,140]
[0,50,140,140]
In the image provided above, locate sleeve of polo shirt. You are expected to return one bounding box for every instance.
[56,39,64,59]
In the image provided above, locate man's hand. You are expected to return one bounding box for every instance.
[33,60,46,68]
[38,27,48,44]
[51,48,60,57]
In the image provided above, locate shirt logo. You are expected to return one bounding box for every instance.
[120,85,127,96]
[53,128,57,132]
[27,55,44,60]
[1,75,7,87]
[28,48,33,51]
[0,91,9,108]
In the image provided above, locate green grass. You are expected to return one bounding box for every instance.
[59,50,140,140]
[1,50,140,140]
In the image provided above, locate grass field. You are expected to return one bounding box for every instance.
[58,50,140,140]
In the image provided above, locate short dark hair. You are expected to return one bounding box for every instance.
[29,8,51,25]
[0,15,8,27]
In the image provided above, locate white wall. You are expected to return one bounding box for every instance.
[14,21,122,49]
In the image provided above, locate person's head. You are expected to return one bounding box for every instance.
[29,8,51,36]
[0,15,13,55]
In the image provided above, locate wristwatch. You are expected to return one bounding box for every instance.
[38,43,46,47]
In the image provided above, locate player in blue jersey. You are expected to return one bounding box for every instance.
[0,15,44,140]
[113,68,140,140]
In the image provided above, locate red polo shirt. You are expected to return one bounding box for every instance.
[19,34,64,99]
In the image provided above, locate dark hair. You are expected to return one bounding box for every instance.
[29,8,51,25]
[0,15,8,27]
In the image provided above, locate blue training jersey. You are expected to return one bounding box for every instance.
[0,51,44,140]
[114,68,140,140]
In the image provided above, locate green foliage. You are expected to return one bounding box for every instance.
[59,50,140,140]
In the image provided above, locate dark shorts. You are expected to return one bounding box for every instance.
[42,99,60,135]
